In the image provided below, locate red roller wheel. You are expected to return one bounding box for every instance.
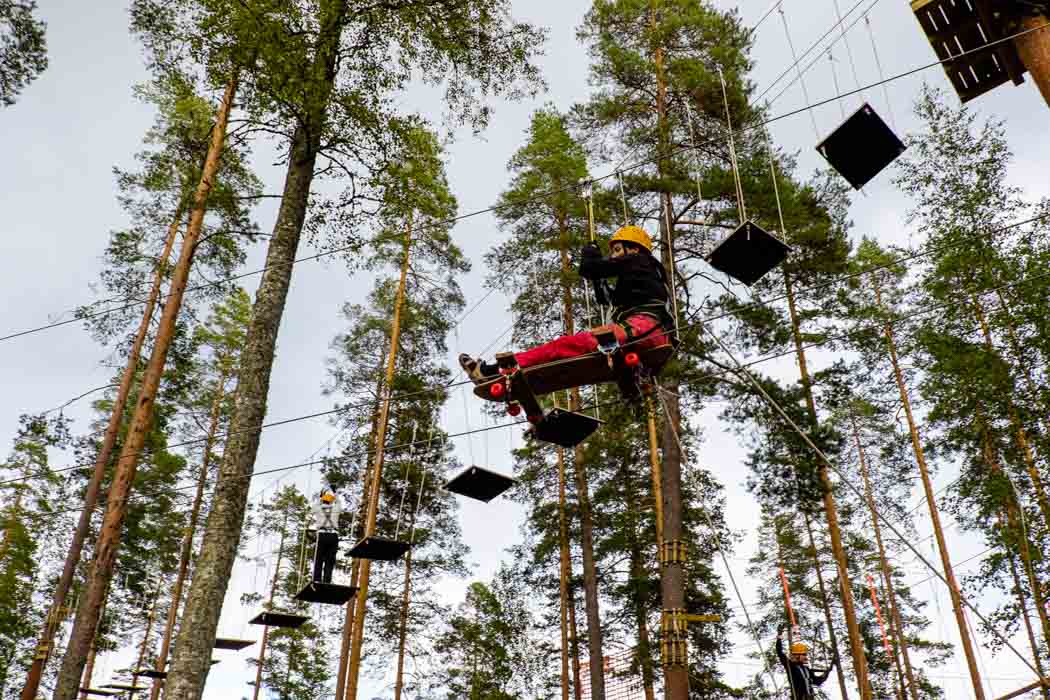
[507,402,521,417]
[527,413,543,424]
[624,351,640,367]
[490,381,506,398]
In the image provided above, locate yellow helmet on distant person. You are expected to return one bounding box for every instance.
[610,225,653,253]
[321,491,335,504]
[790,642,809,655]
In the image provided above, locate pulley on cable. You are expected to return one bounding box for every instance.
[704,67,791,286]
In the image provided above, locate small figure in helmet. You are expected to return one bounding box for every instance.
[775,626,836,700]
[311,490,342,584]
[460,226,671,384]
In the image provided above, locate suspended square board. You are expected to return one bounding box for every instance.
[102,684,143,692]
[133,670,167,680]
[349,535,411,562]
[79,690,119,697]
[294,581,358,605]
[213,637,255,651]
[817,103,905,190]
[910,0,1025,103]
[248,610,309,629]
[530,409,602,448]
[445,465,517,502]
[706,220,790,286]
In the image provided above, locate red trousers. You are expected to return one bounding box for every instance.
[515,315,667,369]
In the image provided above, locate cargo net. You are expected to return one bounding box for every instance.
[579,649,649,700]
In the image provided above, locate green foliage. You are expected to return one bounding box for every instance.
[0,0,46,106]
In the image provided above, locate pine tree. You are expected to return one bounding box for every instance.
[0,0,46,107]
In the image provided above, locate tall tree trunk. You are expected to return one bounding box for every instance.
[162,7,347,694]
[1013,14,1050,107]
[149,377,226,700]
[392,547,414,700]
[874,280,985,699]
[346,225,413,700]
[21,206,183,700]
[568,577,584,700]
[557,215,605,700]
[625,468,657,700]
[852,414,920,700]
[786,272,871,698]
[252,511,288,700]
[556,446,572,700]
[999,511,1050,700]
[135,584,162,682]
[53,74,239,700]
[802,513,850,699]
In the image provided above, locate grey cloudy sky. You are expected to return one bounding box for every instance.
[3,0,1049,697]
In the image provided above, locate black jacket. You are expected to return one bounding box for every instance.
[776,638,833,700]
[578,246,668,318]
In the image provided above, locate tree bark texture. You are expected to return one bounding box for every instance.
[21,207,183,700]
[52,75,238,700]
[1014,15,1050,107]
[875,281,985,699]
[999,512,1050,700]
[346,227,412,700]
[852,414,920,700]
[786,273,871,698]
[801,514,850,700]
[150,378,225,700]
[556,447,572,700]
[161,9,348,689]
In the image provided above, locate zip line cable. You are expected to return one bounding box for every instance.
[8,246,1050,491]
[4,17,1047,349]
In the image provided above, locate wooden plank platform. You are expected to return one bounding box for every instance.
[474,344,674,402]
[707,220,790,285]
[294,581,358,605]
[911,0,1025,102]
[817,103,906,190]
[248,611,309,629]
[213,637,255,651]
[348,536,410,562]
[80,690,119,697]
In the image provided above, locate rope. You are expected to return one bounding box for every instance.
[654,385,781,696]
[617,171,630,225]
[394,423,418,541]
[864,13,897,131]
[827,49,847,121]
[697,323,1043,678]
[717,66,747,224]
[409,424,436,545]
[830,0,866,105]
[779,5,821,140]
[764,131,789,245]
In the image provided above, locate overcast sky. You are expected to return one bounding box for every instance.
[3,0,1049,697]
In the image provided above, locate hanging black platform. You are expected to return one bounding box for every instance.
[79,690,119,697]
[132,670,167,680]
[102,684,143,692]
[349,536,410,562]
[817,103,905,190]
[248,610,309,628]
[294,581,358,605]
[706,220,790,286]
[911,0,1025,103]
[529,408,602,448]
[214,637,255,651]
[445,465,517,502]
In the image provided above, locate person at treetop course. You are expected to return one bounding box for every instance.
[311,490,341,584]
[775,626,837,700]
[459,225,672,384]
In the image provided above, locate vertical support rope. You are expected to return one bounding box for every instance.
[830,0,865,104]
[654,385,781,696]
[828,49,847,120]
[764,131,789,245]
[661,198,682,333]
[617,171,630,225]
[408,425,436,545]
[394,423,418,541]
[865,13,897,130]
[717,67,747,224]
[779,6,821,140]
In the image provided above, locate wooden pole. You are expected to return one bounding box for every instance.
[998,511,1050,700]
[1013,14,1050,107]
[52,74,239,700]
[150,378,226,700]
[874,279,985,699]
[345,221,412,700]
[21,206,183,700]
[852,414,920,700]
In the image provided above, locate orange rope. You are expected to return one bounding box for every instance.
[867,574,893,657]
[778,566,799,643]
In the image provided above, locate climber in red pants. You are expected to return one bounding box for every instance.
[460,225,671,383]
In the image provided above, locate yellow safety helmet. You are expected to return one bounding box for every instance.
[320,491,335,504]
[610,225,653,253]
[790,642,809,655]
